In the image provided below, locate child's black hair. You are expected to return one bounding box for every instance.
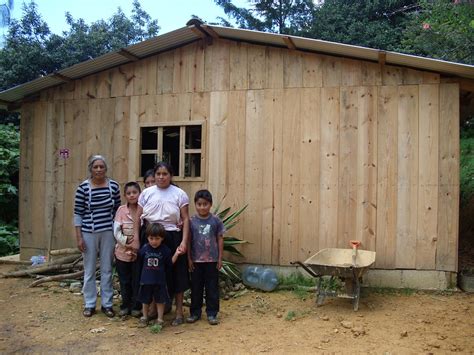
[124,181,141,194]
[194,189,213,204]
[143,169,155,181]
[146,222,166,239]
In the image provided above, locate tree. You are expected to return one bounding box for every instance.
[0,0,160,92]
[400,0,474,64]
[215,0,316,35]
[308,0,418,51]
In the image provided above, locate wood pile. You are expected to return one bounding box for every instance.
[0,248,86,288]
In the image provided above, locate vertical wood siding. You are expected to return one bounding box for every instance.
[19,39,460,272]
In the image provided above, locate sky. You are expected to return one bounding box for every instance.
[8,0,248,35]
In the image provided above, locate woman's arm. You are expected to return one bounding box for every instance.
[73,184,86,252]
[132,204,143,246]
[179,205,190,253]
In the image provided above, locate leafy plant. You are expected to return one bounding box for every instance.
[213,201,249,282]
[285,310,296,321]
[0,224,19,256]
[460,136,474,206]
[149,323,162,334]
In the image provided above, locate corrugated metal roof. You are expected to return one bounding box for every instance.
[1,23,473,109]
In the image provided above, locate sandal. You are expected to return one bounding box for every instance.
[83,308,96,317]
[171,317,184,326]
[101,306,115,318]
[138,316,149,328]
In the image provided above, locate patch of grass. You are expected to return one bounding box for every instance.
[285,310,296,321]
[278,272,316,287]
[149,323,162,334]
[367,287,416,296]
[292,287,311,300]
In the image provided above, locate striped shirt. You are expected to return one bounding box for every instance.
[74,179,121,233]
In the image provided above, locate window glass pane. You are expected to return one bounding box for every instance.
[185,153,201,177]
[162,126,180,175]
[185,125,202,149]
[141,127,157,150]
[141,154,158,177]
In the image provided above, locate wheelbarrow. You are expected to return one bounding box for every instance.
[291,241,376,311]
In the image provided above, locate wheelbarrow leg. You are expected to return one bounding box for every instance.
[352,269,361,311]
[316,277,325,306]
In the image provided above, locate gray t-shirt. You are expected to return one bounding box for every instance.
[190,214,225,262]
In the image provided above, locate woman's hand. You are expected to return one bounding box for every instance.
[178,241,187,254]
[217,259,222,270]
[76,236,85,253]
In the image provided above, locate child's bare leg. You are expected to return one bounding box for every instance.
[142,303,149,319]
[175,292,184,318]
[156,303,165,323]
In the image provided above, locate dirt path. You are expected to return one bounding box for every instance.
[0,264,473,354]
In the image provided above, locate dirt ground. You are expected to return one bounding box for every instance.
[0,264,473,354]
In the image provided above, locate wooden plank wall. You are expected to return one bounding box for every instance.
[20,39,460,272]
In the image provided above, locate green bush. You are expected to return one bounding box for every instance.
[460,135,474,206]
[0,123,19,256]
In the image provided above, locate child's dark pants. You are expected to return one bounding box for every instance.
[115,259,141,311]
[190,262,219,318]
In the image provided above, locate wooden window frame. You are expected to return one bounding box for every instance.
[140,121,206,182]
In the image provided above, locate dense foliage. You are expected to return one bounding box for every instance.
[0,124,19,256]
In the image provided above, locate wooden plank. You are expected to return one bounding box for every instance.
[225,91,246,243]
[208,91,228,201]
[319,87,340,249]
[322,55,342,88]
[128,96,140,181]
[145,55,158,95]
[337,87,358,249]
[341,59,362,87]
[191,92,210,122]
[247,44,266,89]
[402,68,423,85]
[112,96,130,184]
[422,71,440,84]
[382,65,403,86]
[416,84,439,270]
[30,102,47,250]
[96,70,112,98]
[283,51,303,88]
[44,102,58,252]
[361,61,382,86]
[279,89,301,264]
[133,56,146,96]
[376,86,398,268]
[192,41,205,92]
[173,45,194,94]
[243,90,265,263]
[265,47,283,89]
[229,42,248,90]
[436,83,459,271]
[111,64,133,98]
[298,88,321,260]
[396,85,419,268]
[260,89,274,265]
[19,103,35,256]
[302,53,322,88]
[157,50,174,94]
[355,86,377,252]
[100,99,116,175]
[270,89,284,264]
[211,40,230,91]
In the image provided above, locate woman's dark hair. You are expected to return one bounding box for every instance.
[153,161,174,176]
[146,222,166,239]
[143,169,154,181]
[124,181,141,194]
[194,189,213,204]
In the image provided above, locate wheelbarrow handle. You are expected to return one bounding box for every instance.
[290,261,320,278]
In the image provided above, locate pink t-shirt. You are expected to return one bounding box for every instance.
[114,205,140,262]
[138,184,189,231]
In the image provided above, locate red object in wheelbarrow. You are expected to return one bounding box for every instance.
[291,241,376,311]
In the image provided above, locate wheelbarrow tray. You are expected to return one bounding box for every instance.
[303,248,376,279]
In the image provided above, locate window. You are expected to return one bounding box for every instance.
[140,123,204,180]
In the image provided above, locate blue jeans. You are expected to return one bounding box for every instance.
[82,230,115,308]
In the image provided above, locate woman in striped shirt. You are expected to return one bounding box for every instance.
[74,155,121,318]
